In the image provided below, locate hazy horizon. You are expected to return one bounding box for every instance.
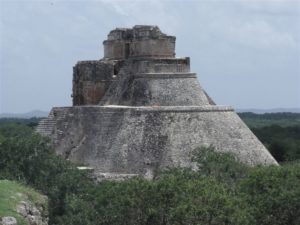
[1,0,300,113]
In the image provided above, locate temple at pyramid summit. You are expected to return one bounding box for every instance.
[36,25,278,178]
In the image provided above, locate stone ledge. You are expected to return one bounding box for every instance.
[93,172,139,181]
[52,105,234,113]
[125,57,189,61]
[134,72,196,79]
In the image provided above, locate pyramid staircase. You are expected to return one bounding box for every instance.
[36,108,68,137]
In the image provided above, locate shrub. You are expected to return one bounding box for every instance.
[240,162,300,225]
[0,124,93,224]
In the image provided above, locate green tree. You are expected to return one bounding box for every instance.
[191,146,249,188]
[0,124,93,224]
[240,163,300,225]
[1,123,300,225]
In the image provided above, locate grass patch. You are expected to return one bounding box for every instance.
[0,180,47,225]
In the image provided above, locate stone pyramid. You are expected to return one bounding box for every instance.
[37,25,277,178]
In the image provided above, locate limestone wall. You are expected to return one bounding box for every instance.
[130,58,190,73]
[103,25,176,60]
[99,57,209,107]
[72,60,120,105]
[45,106,277,177]
[129,39,175,58]
[103,41,128,60]
[104,39,175,59]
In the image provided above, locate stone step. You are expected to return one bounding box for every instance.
[36,108,70,137]
[35,109,57,136]
[38,121,54,124]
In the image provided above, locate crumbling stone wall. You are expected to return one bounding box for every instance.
[103,25,176,59]
[72,60,123,106]
[72,26,180,106]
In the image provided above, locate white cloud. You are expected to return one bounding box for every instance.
[237,0,300,14]
[98,0,180,34]
[225,20,297,48]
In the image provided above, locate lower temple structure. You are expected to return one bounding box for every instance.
[37,25,277,179]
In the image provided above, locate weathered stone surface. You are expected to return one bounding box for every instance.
[36,25,278,179]
[41,105,277,177]
[103,25,175,59]
[1,217,17,225]
[100,72,211,106]
[72,60,123,105]
[16,200,48,225]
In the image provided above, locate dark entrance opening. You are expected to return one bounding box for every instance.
[125,43,130,58]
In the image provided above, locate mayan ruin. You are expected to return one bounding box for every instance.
[36,25,278,179]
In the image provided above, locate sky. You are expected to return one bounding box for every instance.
[0,0,299,113]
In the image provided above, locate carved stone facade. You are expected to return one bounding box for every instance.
[37,25,278,179]
[72,26,177,106]
[103,25,175,60]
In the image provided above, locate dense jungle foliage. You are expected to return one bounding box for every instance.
[238,112,300,162]
[238,112,300,128]
[0,113,299,225]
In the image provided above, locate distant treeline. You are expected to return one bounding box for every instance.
[238,112,300,128]
[252,125,300,162]
[237,112,300,162]
[238,112,300,120]
[0,117,42,127]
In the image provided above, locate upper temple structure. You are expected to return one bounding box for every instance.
[37,25,277,179]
